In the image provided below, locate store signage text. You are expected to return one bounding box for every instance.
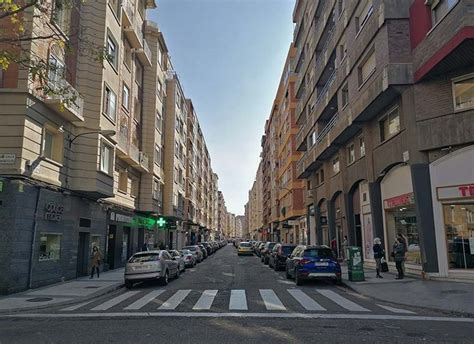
[44,203,64,221]
[384,193,415,209]
[437,184,474,200]
[0,154,15,164]
[458,185,474,197]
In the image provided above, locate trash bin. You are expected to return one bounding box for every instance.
[347,246,365,281]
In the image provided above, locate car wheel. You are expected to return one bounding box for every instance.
[295,270,303,286]
[285,267,291,279]
[125,280,133,289]
[264,257,269,265]
[175,267,180,279]
[160,270,169,286]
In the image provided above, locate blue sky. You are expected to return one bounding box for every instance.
[150,0,295,215]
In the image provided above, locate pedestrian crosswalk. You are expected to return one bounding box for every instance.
[60,288,416,315]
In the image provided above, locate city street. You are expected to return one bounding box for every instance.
[0,244,472,344]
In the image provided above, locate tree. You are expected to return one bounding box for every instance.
[0,0,107,107]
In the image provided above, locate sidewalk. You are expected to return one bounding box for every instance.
[0,268,124,313]
[341,265,474,316]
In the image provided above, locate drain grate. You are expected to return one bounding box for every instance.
[26,297,53,302]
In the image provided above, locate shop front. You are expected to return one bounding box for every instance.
[430,145,474,279]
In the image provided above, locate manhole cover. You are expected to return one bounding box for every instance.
[85,286,100,289]
[440,290,467,295]
[26,297,53,302]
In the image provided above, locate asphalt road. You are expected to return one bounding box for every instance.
[0,244,473,344]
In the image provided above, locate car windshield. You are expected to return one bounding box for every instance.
[181,250,191,255]
[183,246,196,251]
[128,253,160,263]
[282,246,295,255]
[239,242,251,247]
[268,243,276,249]
[303,248,334,259]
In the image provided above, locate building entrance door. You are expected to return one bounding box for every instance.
[76,232,90,277]
[107,225,117,269]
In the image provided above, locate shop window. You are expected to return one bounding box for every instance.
[443,204,474,269]
[103,84,117,121]
[124,39,132,70]
[122,83,130,111]
[39,234,61,261]
[118,170,127,193]
[453,75,474,111]
[431,0,459,25]
[359,136,366,157]
[332,156,340,174]
[341,82,348,108]
[347,144,355,165]
[379,107,400,142]
[106,33,118,69]
[100,141,113,174]
[358,47,375,86]
[42,127,63,163]
[355,0,373,34]
[130,178,139,198]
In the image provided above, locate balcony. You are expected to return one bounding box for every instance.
[135,39,152,67]
[123,6,143,49]
[121,0,133,27]
[138,151,149,172]
[44,78,84,122]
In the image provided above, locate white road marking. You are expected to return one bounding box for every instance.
[259,289,286,311]
[60,300,95,312]
[5,312,473,323]
[376,304,416,314]
[124,290,165,310]
[193,290,218,310]
[287,289,326,311]
[229,290,247,310]
[316,289,370,312]
[90,291,140,311]
[159,290,191,310]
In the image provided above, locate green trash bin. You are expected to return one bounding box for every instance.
[347,246,365,281]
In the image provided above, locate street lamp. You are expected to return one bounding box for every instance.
[68,128,116,147]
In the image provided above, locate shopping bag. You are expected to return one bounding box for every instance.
[381,257,389,272]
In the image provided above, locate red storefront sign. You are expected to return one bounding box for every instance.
[437,184,474,200]
[384,192,415,209]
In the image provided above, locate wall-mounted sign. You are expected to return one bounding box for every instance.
[44,203,64,221]
[0,154,15,164]
[384,192,415,209]
[437,184,474,200]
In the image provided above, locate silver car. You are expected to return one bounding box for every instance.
[182,245,203,263]
[180,249,196,267]
[168,250,185,272]
[124,250,179,289]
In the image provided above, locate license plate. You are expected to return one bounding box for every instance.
[314,262,328,267]
[134,265,149,270]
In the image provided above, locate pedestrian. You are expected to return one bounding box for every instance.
[90,246,102,279]
[392,238,405,279]
[342,235,348,261]
[373,237,384,278]
[396,233,408,273]
[141,242,148,252]
[331,237,338,259]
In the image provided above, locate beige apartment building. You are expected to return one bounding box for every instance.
[247,160,264,240]
[293,0,474,279]
[217,191,228,238]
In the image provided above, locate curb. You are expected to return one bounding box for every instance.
[341,280,474,318]
[0,282,124,315]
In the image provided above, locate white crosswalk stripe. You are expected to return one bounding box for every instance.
[90,291,140,311]
[259,289,286,311]
[229,290,247,310]
[193,290,218,310]
[287,289,326,311]
[316,289,370,312]
[124,290,165,310]
[60,300,95,312]
[159,290,191,310]
[376,304,416,314]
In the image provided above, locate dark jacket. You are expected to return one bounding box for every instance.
[393,242,406,262]
[373,244,384,259]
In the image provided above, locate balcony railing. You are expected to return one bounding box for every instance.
[136,38,152,66]
[316,112,339,145]
[44,77,84,122]
[315,69,336,105]
[122,0,134,26]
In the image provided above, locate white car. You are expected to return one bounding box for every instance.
[168,250,186,272]
[124,250,180,289]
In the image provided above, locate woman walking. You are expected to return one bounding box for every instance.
[392,238,405,279]
[90,246,102,279]
[373,237,384,278]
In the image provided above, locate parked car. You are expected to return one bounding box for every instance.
[180,249,196,267]
[201,242,213,256]
[269,243,296,271]
[124,250,180,289]
[182,245,204,263]
[168,250,186,272]
[260,242,276,264]
[255,242,265,257]
[237,241,253,256]
[198,244,208,259]
[286,245,342,285]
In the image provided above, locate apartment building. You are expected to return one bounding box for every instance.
[227,212,236,238]
[293,0,474,279]
[0,0,159,293]
[217,191,228,237]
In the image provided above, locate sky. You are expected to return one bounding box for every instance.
[150,0,295,215]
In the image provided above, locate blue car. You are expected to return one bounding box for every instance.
[286,245,342,285]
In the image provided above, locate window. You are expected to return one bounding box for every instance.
[155,111,162,131]
[39,234,61,261]
[358,48,376,86]
[175,142,179,157]
[122,84,130,111]
[380,107,400,141]
[124,39,132,69]
[337,0,344,17]
[339,40,347,62]
[118,170,127,193]
[347,144,355,165]
[154,144,161,166]
[359,137,366,157]
[173,192,178,207]
[103,84,117,121]
[320,168,324,183]
[157,46,163,67]
[432,0,459,25]
[157,78,163,98]
[333,156,340,174]
[453,75,474,111]
[42,127,63,163]
[108,0,121,17]
[100,142,113,174]
[106,34,118,69]
[48,54,65,83]
[174,167,179,183]
[341,82,348,108]
[130,178,138,198]
[52,0,71,34]
[153,179,160,200]
[178,168,184,185]
[356,0,374,33]
[135,62,143,86]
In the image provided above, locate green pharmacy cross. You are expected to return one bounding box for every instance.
[157,217,167,228]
